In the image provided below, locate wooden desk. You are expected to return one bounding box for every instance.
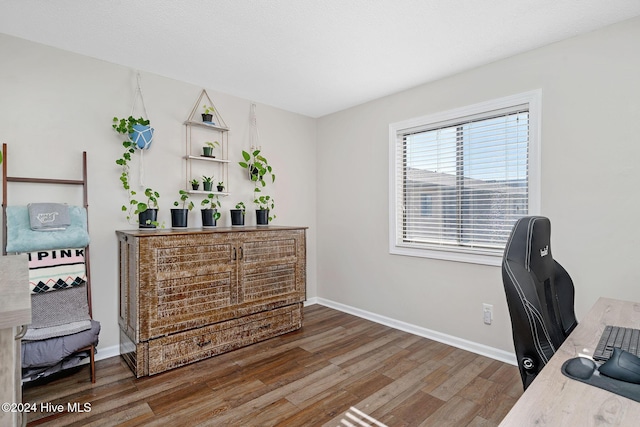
[500,297,640,426]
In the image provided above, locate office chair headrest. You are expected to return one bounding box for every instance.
[504,216,554,283]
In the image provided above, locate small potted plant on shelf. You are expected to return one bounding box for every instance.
[190,178,200,191]
[217,181,225,192]
[202,105,215,123]
[230,202,246,227]
[200,193,222,227]
[202,141,219,157]
[202,175,214,192]
[171,190,194,228]
[254,195,275,226]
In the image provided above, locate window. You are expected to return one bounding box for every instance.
[389,91,540,265]
[420,194,433,217]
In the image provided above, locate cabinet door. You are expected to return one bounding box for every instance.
[138,233,238,340]
[236,229,306,315]
[118,235,138,342]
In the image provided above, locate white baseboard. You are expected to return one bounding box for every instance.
[313,297,517,366]
[73,344,120,367]
[304,297,319,306]
[89,298,516,367]
[95,344,121,361]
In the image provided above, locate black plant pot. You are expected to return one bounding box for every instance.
[171,208,188,228]
[191,183,200,190]
[203,182,213,191]
[256,209,269,226]
[249,166,263,181]
[201,209,217,227]
[217,185,225,192]
[202,113,213,123]
[230,209,245,226]
[138,209,158,229]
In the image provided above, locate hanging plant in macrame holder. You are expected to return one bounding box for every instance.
[130,124,154,150]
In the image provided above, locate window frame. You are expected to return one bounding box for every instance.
[388,90,541,266]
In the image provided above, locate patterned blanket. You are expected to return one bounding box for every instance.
[28,248,87,294]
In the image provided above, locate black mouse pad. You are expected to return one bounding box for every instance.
[561,357,640,402]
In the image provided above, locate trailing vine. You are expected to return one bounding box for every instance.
[239,149,276,222]
[112,116,161,226]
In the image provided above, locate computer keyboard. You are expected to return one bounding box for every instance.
[593,325,640,361]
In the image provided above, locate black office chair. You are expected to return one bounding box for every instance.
[502,216,578,389]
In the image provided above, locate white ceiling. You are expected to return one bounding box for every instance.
[1,0,639,117]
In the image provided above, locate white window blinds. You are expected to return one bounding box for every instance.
[389,91,540,265]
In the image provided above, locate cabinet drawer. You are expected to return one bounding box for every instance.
[147,303,302,375]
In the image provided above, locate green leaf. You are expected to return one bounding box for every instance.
[242,151,251,161]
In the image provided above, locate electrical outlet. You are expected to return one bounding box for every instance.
[483,303,493,325]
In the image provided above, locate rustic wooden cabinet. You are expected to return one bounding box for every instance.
[116,226,306,377]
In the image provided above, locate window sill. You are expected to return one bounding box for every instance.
[389,245,503,266]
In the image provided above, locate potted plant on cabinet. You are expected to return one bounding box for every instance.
[254,195,275,226]
[113,116,161,228]
[230,202,246,227]
[171,190,194,228]
[190,178,200,191]
[217,181,225,192]
[200,193,222,227]
[202,141,219,157]
[133,188,161,229]
[202,175,214,192]
[202,105,215,123]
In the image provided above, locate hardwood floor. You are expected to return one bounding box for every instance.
[23,305,523,426]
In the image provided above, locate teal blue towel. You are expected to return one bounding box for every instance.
[6,206,90,253]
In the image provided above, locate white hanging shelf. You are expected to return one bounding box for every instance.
[184,89,229,131]
[183,89,230,196]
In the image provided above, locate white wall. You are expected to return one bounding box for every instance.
[2,16,639,364]
[0,34,318,355]
[316,17,640,353]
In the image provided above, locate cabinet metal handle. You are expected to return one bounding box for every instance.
[232,247,237,260]
[15,324,27,340]
[197,340,211,348]
[239,247,243,260]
